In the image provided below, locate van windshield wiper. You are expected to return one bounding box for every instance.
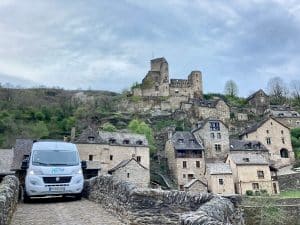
[49,163,76,166]
[33,162,49,166]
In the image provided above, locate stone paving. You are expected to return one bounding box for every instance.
[11,197,126,225]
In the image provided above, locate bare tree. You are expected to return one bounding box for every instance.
[224,80,238,97]
[267,77,288,105]
[290,80,300,105]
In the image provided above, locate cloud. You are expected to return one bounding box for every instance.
[0,0,299,96]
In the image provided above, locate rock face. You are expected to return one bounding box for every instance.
[0,175,19,225]
[84,175,244,225]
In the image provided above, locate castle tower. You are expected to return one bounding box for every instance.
[188,71,203,99]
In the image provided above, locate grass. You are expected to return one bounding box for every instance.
[279,189,300,198]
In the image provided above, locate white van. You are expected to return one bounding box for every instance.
[23,141,85,201]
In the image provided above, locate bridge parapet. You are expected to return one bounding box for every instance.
[84,175,244,225]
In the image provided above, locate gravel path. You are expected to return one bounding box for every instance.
[11,198,125,225]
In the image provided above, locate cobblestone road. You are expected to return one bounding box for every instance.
[11,197,125,225]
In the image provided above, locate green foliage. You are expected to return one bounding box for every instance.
[131,82,141,90]
[102,122,117,132]
[31,121,49,139]
[280,189,300,198]
[291,128,300,159]
[130,96,142,103]
[225,95,247,107]
[246,190,254,196]
[128,119,156,154]
[141,77,154,89]
[291,136,300,148]
[291,128,300,139]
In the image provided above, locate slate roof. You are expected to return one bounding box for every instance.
[108,158,148,173]
[75,128,148,147]
[171,132,204,150]
[230,139,268,151]
[246,89,268,101]
[206,163,232,175]
[269,105,300,117]
[229,153,269,165]
[239,117,289,136]
[184,178,207,188]
[192,117,228,132]
[0,149,14,175]
[11,139,33,171]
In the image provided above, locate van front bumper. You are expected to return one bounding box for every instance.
[25,174,84,196]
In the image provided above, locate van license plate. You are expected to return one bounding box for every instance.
[49,187,65,192]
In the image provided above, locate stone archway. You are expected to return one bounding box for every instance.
[280,148,289,158]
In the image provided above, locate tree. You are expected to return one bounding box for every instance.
[128,119,156,154]
[102,122,116,132]
[267,77,288,105]
[290,80,300,105]
[224,80,238,97]
[31,121,49,139]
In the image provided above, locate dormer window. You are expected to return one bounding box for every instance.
[123,139,130,145]
[136,140,143,145]
[109,138,116,144]
[178,139,184,144]
[243,157,250,162]
[189,139,195,143]
[88,136,95,142]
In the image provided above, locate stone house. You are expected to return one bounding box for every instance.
[229,139,269,160]
[239,117,295,168]
[108,158,150,188]
[75,128,150,175]
[11,139,33,172]
[165,131,205,190]
[132,57,203,99]
[192,118,230,161]
[246,89,270,115]
[184,178,207,193]
[266,105,300,129]
[189,98,230,123]
[226,153,279,195]
[206,163,235,195]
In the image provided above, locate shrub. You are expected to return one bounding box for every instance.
[255,190,261,196]
[260,189,269,196]
[246,190,253,196]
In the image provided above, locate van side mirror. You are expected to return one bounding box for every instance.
[81,160,87,170]
[21,159,29,170]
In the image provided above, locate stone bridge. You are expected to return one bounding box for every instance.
[0,175,244,225]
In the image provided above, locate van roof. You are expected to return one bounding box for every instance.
[32,141,77,151]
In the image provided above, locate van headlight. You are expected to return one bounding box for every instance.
[73,168,82,175]
[28,169,43,175]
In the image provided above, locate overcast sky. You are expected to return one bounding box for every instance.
[0,0,299,96]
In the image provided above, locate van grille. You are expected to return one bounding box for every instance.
[43,176,72,184]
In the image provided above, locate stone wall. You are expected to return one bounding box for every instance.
[84,175,244,225]
[278,172,300,191]
[0,175,19,225]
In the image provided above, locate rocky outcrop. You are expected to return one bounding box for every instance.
[84,175,244,225]
[0,176,19,225]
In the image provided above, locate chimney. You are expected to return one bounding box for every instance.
[71,127,76,142]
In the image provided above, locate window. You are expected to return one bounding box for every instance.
[155,85,159,91]
[136,140,143,145]
[210,122,220,131]
[189,139,195,143]
[282,138,285,144]
[178,139,184,143]
[179,185,184,191]
[89,155,93,161]
[243,157,250,162]
[109,138,116,144]
[137,156,141,162]
[246,134,248,138]
[257,171,264,179]
[214,144,222,152]
[219,179,224,185]
[110,155,113,161]
[266,137,271,145]
[281,130,284,134]
[88,136,95,142]
[280,149,289,158]
[127,173,130,178]
[196,161,200,168]
[183,161,187,168]
[188,174,194,180]
[252,183,259,190]
[266,130,269,134]
[210,133,215,139]
[183,174,186,178]
[217,133,221,139]
[123,139,130,145]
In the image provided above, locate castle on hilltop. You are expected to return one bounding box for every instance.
[132,57,203,99]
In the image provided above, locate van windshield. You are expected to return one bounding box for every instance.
[32,150,79,166]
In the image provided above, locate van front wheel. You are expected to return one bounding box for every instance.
[74,193,82,200]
